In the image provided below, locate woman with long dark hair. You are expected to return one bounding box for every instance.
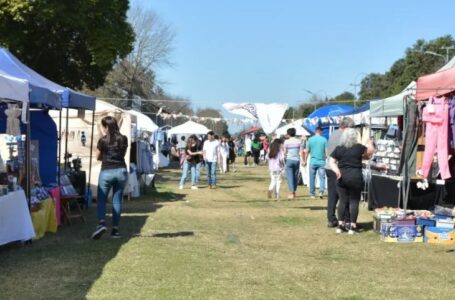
[92,116,128,239]
[267,138,284,199]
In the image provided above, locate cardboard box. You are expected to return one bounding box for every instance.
[424,227,455,245]
[373,214,392,232]
[436,219,455,229]
[393,218,416,226]
[380,224,424,243]
[416,218,436,227]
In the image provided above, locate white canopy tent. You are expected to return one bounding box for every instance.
[127,109,158,132]
[167,120,210,135]
[275,119,310,136]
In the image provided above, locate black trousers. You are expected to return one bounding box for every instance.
[337,184,361,224]
[252,149,260,165]
[244,151,252,165]
[326,169,339,223]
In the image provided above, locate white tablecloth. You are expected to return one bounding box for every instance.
[0,190,36,246]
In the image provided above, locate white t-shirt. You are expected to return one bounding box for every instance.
[203,140,220,162]
[245,138,252,152]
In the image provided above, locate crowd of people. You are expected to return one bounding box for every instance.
[166,117,376,237]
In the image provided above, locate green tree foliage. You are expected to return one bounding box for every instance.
[359,35,455,99]
[0,0,134,89]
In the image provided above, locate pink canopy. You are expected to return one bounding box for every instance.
[416,67,455,100]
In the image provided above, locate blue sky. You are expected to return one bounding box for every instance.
[132,0,454,115]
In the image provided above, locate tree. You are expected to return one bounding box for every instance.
[92,3,176,109]
[0,0,134,89]
[358,35,455,99]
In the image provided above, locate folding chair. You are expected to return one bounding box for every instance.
[60,175,86,224]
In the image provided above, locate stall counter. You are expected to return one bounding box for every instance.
[0,190,36,246]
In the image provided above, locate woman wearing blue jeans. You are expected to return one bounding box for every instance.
[179,135,203,189]
[283,128,304,199]
[92,116,128,240]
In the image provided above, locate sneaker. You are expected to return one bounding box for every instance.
[335,224,348,234]
[179,185,184,190]
[111,228,121,238]
[91,224,107,240]
[191,186,198,190]
[347,225,359,235]
[319,192,324,199]
[310,195,316,199]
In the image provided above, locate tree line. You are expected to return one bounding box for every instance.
[0,0,228,134]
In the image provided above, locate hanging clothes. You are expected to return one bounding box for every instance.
[137,140,154,174]
[4,104,21,136]
[449,97,455,150]
[421,96,451,179]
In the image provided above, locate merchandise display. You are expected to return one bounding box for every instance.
[372,139,402,175]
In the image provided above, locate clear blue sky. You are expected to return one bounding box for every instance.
[132,0,454,114]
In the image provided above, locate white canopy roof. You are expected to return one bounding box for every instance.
[167,120,210,135]
[127,110,158,132]
[0,74,29,103]
[275,119,310,136]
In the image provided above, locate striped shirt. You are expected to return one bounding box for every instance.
[284,137,302,161]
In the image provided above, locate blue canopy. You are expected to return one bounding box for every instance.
[0,48,95,110]
[0,107,57,185]
[337,103,370,116]
[304,104,353,138]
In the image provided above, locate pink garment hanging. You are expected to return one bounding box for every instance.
[421,96,451,179]
[48,187,62,226]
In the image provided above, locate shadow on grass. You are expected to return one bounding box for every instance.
[292,206,327,211]
[133,231,195,238]
[214,199,272,203]
[216,185,241,189]
[147,189,186,203]
[357,221,374,232]
[0,197,161,299]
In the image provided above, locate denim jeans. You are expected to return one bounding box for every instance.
[180,160,199,186]
[97,167,128,227]
[309,164,326,195]
[285,159,300,192]
[206,161,217,186]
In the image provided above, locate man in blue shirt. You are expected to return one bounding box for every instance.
[304,127,327,198]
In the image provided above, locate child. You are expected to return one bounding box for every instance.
[267,138,284,200]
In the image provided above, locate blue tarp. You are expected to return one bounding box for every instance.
[0,107,57,185]
[303,104,353,138]
[0,48,95,110]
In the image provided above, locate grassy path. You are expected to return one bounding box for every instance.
[1,165,454,299]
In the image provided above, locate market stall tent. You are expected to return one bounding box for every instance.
[304,104,353,138]
[0,74,29,103]
[0,48,94,110]
[127,109,158,132]
[167,120,210,135]
[275,119,310,136]
[416,67,455,100]
[49,100,133,195]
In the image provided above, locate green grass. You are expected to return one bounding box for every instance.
[1,166,454,299]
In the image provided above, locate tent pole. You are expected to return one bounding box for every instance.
[64,107,69,172]
[87,109,95,206]
[58,109,62,185]
[25,104,31,209]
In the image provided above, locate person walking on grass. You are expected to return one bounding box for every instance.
[251,134,263,166]
[179,136,203,190]
[305,127,327,199]
[203,131,220,189]
[329,128,375,235]
[325,117,354,228]
[92,116,128,240]
[244,134,253,166]
[219,134,230,173]
[267,138,284,200]
[283,128,304,199]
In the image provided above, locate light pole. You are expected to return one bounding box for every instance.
[441,46,455,63]
[302,89,318,112]
[349,72,368,107]
[424,50,447,63]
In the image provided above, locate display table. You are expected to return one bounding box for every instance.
[0,190,36,246]
[368,174,401,209]
[368,173,442,210]
[31,198,57,239]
